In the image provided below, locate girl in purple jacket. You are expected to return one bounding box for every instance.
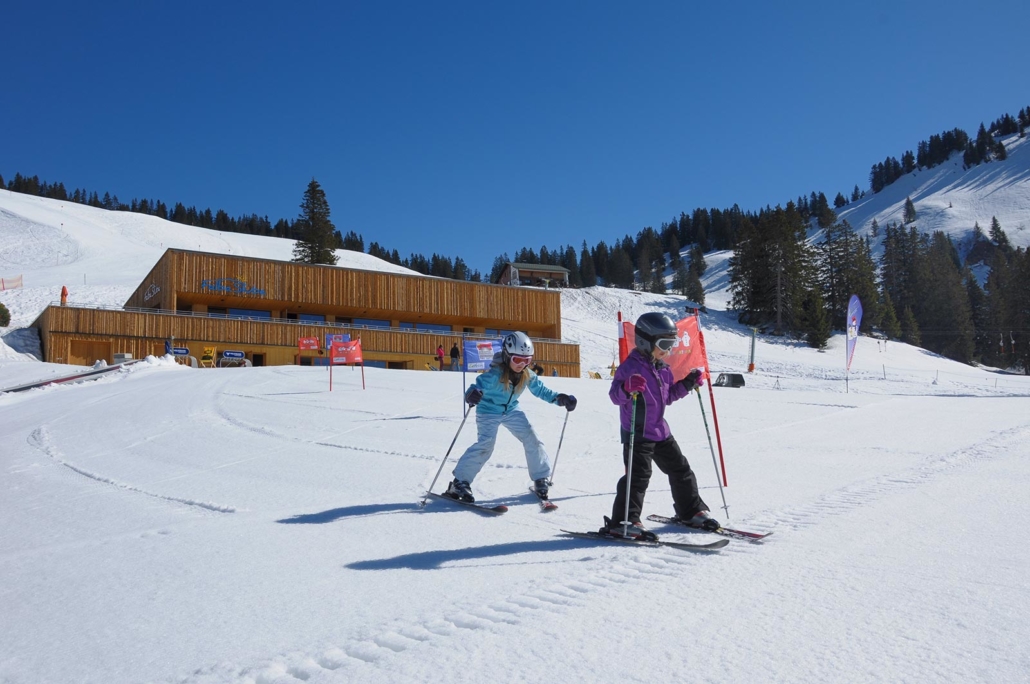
[602,312,718,540]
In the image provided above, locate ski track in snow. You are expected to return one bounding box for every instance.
[27,426,237,514]
[209,393,528,474]
[167,419,1030,683]
[172,538,750,684]
[741,422,1030,533]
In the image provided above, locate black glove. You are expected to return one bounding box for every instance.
[556,394,577,411]
[680,368,704,392]
[465,387,483,406]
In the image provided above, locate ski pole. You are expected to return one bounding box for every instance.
[420,404,472,507]
[621,392,639,536]
[695,388,729,519]
[547,410,570,486]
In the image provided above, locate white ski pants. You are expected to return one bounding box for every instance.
[452,409,552,483]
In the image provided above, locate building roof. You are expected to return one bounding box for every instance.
[509,262,570,274]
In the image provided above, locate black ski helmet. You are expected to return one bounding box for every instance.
[634,312,677,354]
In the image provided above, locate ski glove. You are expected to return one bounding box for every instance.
[623,374,647,394]
[556,394,577,411]
[465,386,483,406]
[680,368,705,392]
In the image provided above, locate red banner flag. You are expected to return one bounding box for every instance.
[330,339,363,365]
[618,314,709,382]
[298,337,320,351]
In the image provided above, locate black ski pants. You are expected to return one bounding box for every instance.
[611,436,708,525]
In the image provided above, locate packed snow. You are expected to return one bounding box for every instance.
[2,178,1030,683]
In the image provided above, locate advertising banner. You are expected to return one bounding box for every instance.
[846,295,863,372]
[298,337,320,351]
[325,333,351,349]
[330,339,363,365]
[463,339,502,372]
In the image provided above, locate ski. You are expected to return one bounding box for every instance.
[425,492,508,515]
[528,485,558,511]
[646,514,773,542]
[560,529,728,552]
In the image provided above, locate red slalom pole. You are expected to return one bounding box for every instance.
[706,380,728,487]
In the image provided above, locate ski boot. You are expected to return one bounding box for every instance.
[601,516,658,541]
[444,479,475,503]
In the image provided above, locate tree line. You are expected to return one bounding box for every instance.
[4,105,1028,370]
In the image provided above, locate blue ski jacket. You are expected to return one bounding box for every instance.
[470,354,560,415]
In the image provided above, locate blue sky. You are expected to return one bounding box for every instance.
[4,0,1026,273]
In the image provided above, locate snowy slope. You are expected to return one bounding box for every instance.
[0,189,417,330]
[835,133,1030,253]
[2,350,1029,683]
[3,179,1030,684]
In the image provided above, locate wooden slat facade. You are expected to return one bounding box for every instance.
[35,306,580,375]
[36,249,581,375]
[125,250,563,337]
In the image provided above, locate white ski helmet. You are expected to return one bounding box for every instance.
[502,331,534,357]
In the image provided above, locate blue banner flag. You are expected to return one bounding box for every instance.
[846,295,863,372]
[463,339,502,372]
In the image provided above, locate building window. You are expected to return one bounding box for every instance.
[229,308,272,320]
[416,323,452,334]
[298,313,325,322]
[352,318,390,329]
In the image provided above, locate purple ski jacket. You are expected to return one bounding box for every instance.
[609,349,690,443]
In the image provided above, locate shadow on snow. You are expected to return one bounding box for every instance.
[346,537,598,570]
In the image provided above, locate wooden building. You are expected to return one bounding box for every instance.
[495,262,570,288]
[32,249,580,376]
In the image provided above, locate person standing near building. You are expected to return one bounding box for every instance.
[445,331,576,502]
[436,344,445,371]
[450,342,460,371]
[601,312,716,540]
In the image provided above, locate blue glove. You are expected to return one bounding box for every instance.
[465,387,483,406]
[556,394,577,411]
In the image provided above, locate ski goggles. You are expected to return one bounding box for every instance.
[509,354,533,366]
[654,337,677,352]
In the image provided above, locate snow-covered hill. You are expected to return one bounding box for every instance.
[3,177,1030,684]
[836,133,1030,254]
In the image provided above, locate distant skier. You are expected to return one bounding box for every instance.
[601,312,716,540]
[436,344,445,371]
[450,342,460,371]
[445,331,576,503]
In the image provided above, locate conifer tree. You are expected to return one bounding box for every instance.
[802,287,831,348]
[900,306,921,346]
[965,269,991,361]
[879,291,902,340]
[684,268,705,306]
[667,232,681,268]
[649,268,666,294]
[563,245,582,287]
[608,248,635,289]
[579,242,597,287]
[903,197,917,224]
[291,179,338,265]
[688,244,707,277]
[989,216,1012,253]
[911,232,975,362]
[673,261,689,296]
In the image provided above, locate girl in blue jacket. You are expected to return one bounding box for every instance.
[603,312,716,540]
[445,332,576,503]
